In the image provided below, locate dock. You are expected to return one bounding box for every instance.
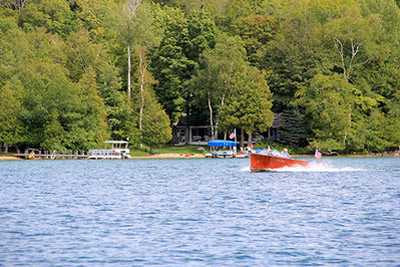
[14,150,88,160]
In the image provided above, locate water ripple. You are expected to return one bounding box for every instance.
[1,157,399,266]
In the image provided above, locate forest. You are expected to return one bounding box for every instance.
[0,0,399,154]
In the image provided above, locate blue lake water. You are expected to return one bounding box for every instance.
[0,157,399,266]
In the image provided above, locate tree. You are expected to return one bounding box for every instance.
[76,66,109,149]
[295,72,377,153]
[114,0,142,100]
[232,14,278,66]
[260,0,323,112]
[0,9,18,34]
[324,7,376,83]
[41,110,65,152]
[150,5,189,123]
[278,108,307,146]
[190,33,246,139]
[129,2,163,146]
[0,0,27,13]
[151,7,216,123]
[219,65,273,148]
[141,91,172,153]
[0,77,23,153]
[94,57,127,140]
[65,29,101,82]
[19,0,78,37]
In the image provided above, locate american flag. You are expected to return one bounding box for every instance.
[229,130,235,139]
[314,147,322,160]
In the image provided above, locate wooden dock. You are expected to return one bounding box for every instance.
[14,150,88,160]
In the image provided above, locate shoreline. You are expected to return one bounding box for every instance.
[1,153,398,161]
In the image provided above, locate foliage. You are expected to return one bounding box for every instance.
[232,13,278,66]
[278,108,307,146]
[0,77,23,147]
[151,7,217,123]
[141,91,172,153]
[0,0,399,154]
[41,110,65,152]
[218,65,273,147]
[188,32,247,136]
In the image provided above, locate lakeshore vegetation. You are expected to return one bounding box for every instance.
[0,0,399,155]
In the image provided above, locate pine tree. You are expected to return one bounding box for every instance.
[277,108,307,146]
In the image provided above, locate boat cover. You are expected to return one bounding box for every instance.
[207,140,237,147]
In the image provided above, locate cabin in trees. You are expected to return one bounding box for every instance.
[172,113,281,145]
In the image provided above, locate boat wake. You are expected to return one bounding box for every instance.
[243,162,368,173]
[273,162,365,172]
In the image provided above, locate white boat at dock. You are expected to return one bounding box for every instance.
[88,141,132,160]
[206,140,237,158]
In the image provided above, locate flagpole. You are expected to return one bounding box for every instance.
[234,128,237,154]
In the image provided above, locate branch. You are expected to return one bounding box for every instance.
[333,38,347,80]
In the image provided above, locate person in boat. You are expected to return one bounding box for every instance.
[281,148,291,158]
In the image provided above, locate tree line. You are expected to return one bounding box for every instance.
[0,0,399,154]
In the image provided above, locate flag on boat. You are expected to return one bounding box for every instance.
[229,130,236,139]
[314,147,322,160]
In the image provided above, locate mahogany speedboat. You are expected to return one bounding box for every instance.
[250,152,310,172]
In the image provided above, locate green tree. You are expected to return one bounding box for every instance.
[0,77,23,153]
[151,7,216,123]
[65,29,100,82]
[232,14,278,66]
[0,8,18,34]
[142,91,172,153]
[219,65,273,148]
[129,2,163,146]
[19,0,78,37]
[260,0,323,112]
[278,108,307,146]
[0,0,28,13]
[94,58,128,140]
[112,0,141,100]
[190,33,246,139]
[76,66,109,149]
[41,110,65,151]
[295,72,378,153]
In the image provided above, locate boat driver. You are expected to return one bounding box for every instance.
[281,148,291,158]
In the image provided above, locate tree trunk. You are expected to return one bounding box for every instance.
[343,103,352,147]
[139,55,144,147]
[247,131,252,147]
[185,126,189,145]
[135,47,151,148]
[207,91,214,139]
[214,94,225,140]
[3,0,27,13]
[5,143,8,154]
[240,129,245,149]
[127,44,132,100]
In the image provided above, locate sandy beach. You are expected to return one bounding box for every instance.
[0,156,22,161]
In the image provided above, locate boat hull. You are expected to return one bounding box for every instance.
[250,153,309,172]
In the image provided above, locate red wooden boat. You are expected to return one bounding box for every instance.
[250,152,310,172]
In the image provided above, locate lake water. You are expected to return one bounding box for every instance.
[1,157,399,266]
